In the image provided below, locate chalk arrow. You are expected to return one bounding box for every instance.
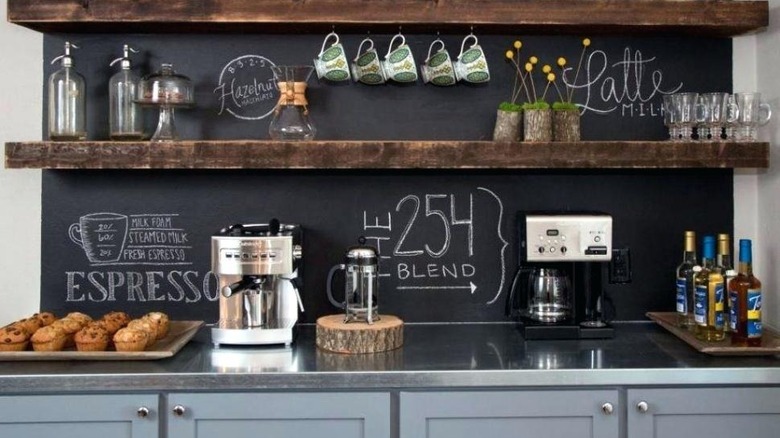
[396,282,478,294]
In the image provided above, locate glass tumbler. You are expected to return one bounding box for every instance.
[662,94,678,141]
[698,92,738,141]
[734,92,772,141]
[671,92,701,141]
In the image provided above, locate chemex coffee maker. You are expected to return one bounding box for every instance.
[508,211,614,340]
[211,220,303,347]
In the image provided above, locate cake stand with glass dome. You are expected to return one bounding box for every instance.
[136,63,195,142]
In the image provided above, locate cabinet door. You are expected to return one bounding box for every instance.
[168,392,389,438]
[0,394,159,438]
[400,390,619,438]
[628,387,780,438]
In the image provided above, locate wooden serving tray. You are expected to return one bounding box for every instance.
[0,320,203,361]
[647,312,780,356]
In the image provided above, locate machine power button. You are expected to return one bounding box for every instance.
[538,246,545,254]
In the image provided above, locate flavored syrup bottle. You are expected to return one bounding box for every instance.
[715,234,736,332]
[676,231,697,329]
[694,235,725,342]
[48,41,86,140]
[109,45,144,140]
[729,239,762,346]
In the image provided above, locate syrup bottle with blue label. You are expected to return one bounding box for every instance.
[729,239,762,347]
[694,235,725,342]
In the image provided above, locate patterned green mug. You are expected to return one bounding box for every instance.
[421,39,456,86]
[314,32,351,82]
[351,37,386,85]
[381,33,418,83]
[454,34,490,84]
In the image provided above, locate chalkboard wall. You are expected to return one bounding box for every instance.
[39,33,734,323]
[42,34,731,141]
[42,169,733,323]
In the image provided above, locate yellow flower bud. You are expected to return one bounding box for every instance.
[530,56,538,64]
[513,40,522,49]
[542,65,552,74]
[525,62,533,72]
[583,38,591,47]
[557,57,567,67]
[547,73,556,82]
[505,50,514,59]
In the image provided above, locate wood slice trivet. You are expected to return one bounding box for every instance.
[316,314,403,354]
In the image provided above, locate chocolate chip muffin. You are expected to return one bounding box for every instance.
[127,319,158,346]
[65,312,93,326]
[33,312,57,327]
[0,326,30,351]
[102,311,131,327]
[144,312,170,339]
[50,317,84,347]
[74,325,110,352]
[9,317,41,336]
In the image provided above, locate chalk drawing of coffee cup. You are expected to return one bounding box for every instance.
[69,213,129,263]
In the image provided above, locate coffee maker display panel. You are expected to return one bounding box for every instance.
[525,214,613,262]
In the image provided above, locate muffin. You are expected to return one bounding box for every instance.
[50,317,84,347]
[127,319,158,346]
[9,317,41,336]
[144,312,170,339]
[0,326,30,351]
[102,311,131,327]
[33,312,57,327]
[74,325,110,352]
[89,319,120,336]
[65,312,93,326]
[113,328,149,352]
[31,325,67,352]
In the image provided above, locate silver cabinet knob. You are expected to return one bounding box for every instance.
[172,405,186,416]
[637,401,649,413]
[137,406,150,418]
[601,402,614,415]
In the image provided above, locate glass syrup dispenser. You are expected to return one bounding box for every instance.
[109,45,144,140]
[136,63,195,142]
[48,41,86,141]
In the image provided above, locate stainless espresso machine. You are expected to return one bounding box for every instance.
[508,212,614,340]
[211,221,303,347]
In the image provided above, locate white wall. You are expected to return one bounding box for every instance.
[0,6,42,324]
[0,9,775,328]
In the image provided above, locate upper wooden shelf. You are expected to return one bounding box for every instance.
[4,141,769,169]
[7,0,768,36]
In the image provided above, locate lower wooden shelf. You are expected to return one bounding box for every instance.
[3,140,770,170]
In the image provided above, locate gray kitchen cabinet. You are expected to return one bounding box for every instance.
[167,392,390,438]
[0,394,159,438]
[400,390,619,438]
[628,387,780,438]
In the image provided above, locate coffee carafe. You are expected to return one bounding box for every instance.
[211,221,303,347]
[508,212,614,340]
[326,245,379,324]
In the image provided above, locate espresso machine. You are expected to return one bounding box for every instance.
[211,221,303,347]
[508,212,614,340]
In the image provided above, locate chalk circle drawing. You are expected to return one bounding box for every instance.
[214,54,278,121]
[69,213,129,263]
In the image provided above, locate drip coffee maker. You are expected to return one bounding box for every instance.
[508,212,614,340]
[211,221,303,347]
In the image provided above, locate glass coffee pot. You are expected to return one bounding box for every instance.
[525,268,572,323]
[269,65,316,140]
[327,245,379,324]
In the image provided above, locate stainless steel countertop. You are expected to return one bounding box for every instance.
[1,322,779,393]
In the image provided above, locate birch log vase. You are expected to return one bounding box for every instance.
[524,109,553,142]
[493,109,523,141]
[553,109,581,141]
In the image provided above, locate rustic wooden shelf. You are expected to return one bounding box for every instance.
[4,141,769,170]
[6,0,768,36]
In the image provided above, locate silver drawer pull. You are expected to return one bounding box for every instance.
[637,401,649,413]
[173,405,186,416]
[601,402,614,415]
[137,406,150,418]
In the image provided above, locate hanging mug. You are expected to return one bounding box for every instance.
[351,37,386,85]
[381,33,418,83]
[313,31,351,82]
[454,33,490,83]
[421,38,456,86]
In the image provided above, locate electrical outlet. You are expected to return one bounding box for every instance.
[609,248,631,284]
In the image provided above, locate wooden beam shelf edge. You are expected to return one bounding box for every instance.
[4,141,770,170]
[6,0,769,37]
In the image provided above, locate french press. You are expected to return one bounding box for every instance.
[326,245,379,324]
